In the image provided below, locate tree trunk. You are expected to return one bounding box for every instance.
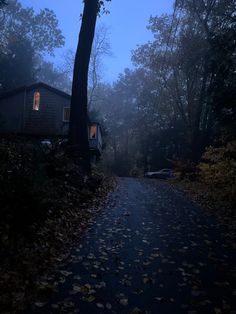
[68,0,99,174]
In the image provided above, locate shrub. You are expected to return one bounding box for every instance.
[199,141,236,213]
[0,139,59,237]
[129,166,144,177]
[173,159,198,181]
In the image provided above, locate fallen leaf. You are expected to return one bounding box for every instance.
[34,302,47,307]
[96,303,104,308]
[106,303,112,309]
[120,298,128,306]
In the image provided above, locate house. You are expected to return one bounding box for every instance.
[0,82,102,157]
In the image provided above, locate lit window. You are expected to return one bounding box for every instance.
[63,107,70,122]
[33,92,40,111]
[90,125,97,139]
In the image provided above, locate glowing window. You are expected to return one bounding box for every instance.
[63,107,70,122]
[90,125,97,139]
[33,92,40,111]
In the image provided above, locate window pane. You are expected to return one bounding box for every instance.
[90,125,97,139]
[63,107,70,122]
[33,92,40,110]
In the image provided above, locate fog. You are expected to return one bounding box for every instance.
[0,0,235,176]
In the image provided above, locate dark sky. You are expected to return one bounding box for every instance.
[20,0,174,82]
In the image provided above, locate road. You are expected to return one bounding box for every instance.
[29,178,236,314]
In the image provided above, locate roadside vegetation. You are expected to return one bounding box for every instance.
[0,137,114,312]
[172,140,236,238]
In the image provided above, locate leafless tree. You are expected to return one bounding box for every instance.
[63,24,111,108]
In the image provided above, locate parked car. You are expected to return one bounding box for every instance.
[144,169,174,179]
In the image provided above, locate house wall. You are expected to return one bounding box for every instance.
[22,86,70,136]
[0,84,102,156]
[0,91,25,133]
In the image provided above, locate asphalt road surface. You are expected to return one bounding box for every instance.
[29,178,236,314]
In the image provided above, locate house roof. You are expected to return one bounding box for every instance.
[0,82,71,100]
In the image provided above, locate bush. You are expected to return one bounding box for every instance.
[129,166,144,177]
[0,139,60,237]
[199,141,236,213]
[0,137,109,243]
[173,159,198,181]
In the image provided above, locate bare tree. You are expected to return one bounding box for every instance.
[88,24,111,107]
[63,24,111,108]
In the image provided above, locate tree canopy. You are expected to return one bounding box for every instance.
[0,0,65,91]
[93,0,236,175]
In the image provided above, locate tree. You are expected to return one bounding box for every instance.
[68,0,110,174]
[36,60,71,94]
[0,0,64,91]
[132,13,207,160]
[132,0,235,161]
[0,0,7,9]
[62,24,111,108]
[1,0,64,55]
[88,24,111,108]
[97,0,235,175]
[0,37,35,90]
[174,0,236,152]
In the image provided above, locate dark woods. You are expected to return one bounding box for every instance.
[0,0,235,176]
[0,0,235,194]
[91,0,235,177]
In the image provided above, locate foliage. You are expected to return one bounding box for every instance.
[98,0,112,14]
[0,139,57,237]
[0,0,65,91]
[0,137,113,312]
[0,0,7,7]
[0,138,105,240]
[198,141,236,212]
[36,60,72,94]
[0,38,36,90]
[172,159,198,181]
[93,0,235,175]
[0,0,64,55]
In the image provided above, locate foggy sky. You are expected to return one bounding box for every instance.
[20,0,174,82]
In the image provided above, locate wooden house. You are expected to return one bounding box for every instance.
[0,82,102,157]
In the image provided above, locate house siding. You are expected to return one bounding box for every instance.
[0,91,24,133]
[22,86,70,136]
[0,83,102,156]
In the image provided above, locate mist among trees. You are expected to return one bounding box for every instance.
[0,0,235,176]
[89,0,236,176]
